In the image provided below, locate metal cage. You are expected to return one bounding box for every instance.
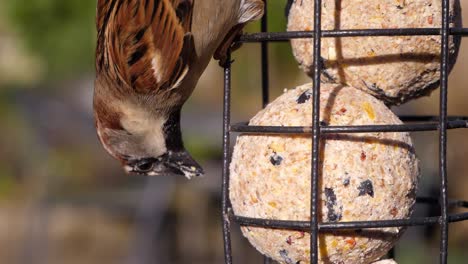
[221,1,468,263]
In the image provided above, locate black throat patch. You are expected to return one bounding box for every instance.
[163,109,185,152]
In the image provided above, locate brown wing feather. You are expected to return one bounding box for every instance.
[96,0,194,94]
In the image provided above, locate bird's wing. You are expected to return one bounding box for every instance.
[238,0,264,24]
[96,0,195,94]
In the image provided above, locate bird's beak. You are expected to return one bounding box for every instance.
[164,151,204,179]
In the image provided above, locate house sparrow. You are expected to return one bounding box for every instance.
[94,0,264,178]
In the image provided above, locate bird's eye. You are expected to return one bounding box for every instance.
[134,159,155,173]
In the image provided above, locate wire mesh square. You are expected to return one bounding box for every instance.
[221,1,468,263]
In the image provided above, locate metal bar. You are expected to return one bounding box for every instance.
[261,3,270,263]
[222,53,233,264]
[230,120,468,134]
[439,0,450,262]
[232,212,468,231]
[239,28,468,42]
[399,115,468,122]
[261,0,269,108]
[260,3,273,264]
[310,0,323,263]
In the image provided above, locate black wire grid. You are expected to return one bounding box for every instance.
[221,1,468,263]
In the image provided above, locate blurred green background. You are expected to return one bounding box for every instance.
[0,0,467,263]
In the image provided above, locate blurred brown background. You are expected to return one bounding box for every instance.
[0,0,467,263]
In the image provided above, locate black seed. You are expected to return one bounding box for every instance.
[358,180,374,197]
[325,188,336,205]
[343,177,350,186]
[324,188,342,222]
[320,120,328,126]
[279,249,294,264]
[270,153,283,166]
[296,90,312,104]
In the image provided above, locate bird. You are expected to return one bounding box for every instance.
[94,0,264,178]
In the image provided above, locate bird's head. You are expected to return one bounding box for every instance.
[94,102,203,178]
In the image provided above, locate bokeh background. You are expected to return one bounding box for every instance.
[0,1,467,263]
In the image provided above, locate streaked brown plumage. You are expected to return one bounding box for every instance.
[94,0,264,177]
